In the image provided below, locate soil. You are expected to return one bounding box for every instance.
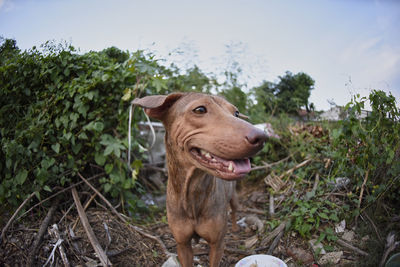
[0,178,378,267]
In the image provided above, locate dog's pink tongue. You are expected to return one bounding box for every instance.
[232,159,251,174]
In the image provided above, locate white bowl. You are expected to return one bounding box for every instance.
[235,254,287,267]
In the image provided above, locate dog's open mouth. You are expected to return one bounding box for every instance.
[190,147,251,179]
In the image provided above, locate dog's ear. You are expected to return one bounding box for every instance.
[132,93,184,120]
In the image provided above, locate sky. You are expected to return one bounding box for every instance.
[1,0,399,111]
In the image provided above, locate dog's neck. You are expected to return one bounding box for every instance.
[165,134,215,219]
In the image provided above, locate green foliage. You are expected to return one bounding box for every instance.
[256,90,399,253]
[253,71,315,115]
[330,90,400,209]
[166,65,217,93]
[0,39,173,209]
[286,197,340,239]
[219,86,250,114]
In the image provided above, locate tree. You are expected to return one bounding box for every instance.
[0,37,20,61]
[253,71,315,115]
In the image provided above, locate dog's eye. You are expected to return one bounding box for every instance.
[234,111,240,117]
[193,106,207,114]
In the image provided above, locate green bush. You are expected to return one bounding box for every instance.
[331,90,400,211]
[0,40,173,208]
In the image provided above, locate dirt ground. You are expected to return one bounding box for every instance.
[0,180,378,267]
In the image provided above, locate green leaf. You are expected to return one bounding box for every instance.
[104,183,112,192]
[319,213,329,220]
[317,232,326,243]
[34,191,41,201]
[51,143,60,153]
[43,185,52,192]
[16,169,28,185]
[329,213,339,222]
[105,164,113,174]
[95,153,106,166]
[72,143,82,154]
[94,121,104,132]
[104,146,114,156]
[78,132,88,140]
[41,158,56,170]
[102,73,110,81]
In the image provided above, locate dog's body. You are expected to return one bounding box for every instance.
[133,93,266,266]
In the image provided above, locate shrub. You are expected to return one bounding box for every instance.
[0,40,171,208]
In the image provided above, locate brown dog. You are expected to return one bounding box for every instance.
[133,92,267,266]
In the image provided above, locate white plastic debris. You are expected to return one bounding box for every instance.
[162,255,181,267]
[335,219,346,233]
[309,239,326,255]
[236,217,247,228]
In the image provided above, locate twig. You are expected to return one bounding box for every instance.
[48,224,70,267]
[267,227,284,254]
[1,191,36,244]
[103,222,112,252]
[379,232,399,267]
[259,221,286,248]
[77,172,171,257]
[17,173,104,221]
[106,248,131,257]
[269,193,275,216]
[58,202,75,225]
[225,247,254,255]
[356,169,369,226]
[358,169,369,210]
[238,207,265,215]
[305,173,320,200]
[250,155,291,171]
[282,158,312,178]
[72,193,97,231]
[312,173,320,192]
[71,187,112,266]
[337,238,369,256]
[28,199,59,267]
[362,211,383,244]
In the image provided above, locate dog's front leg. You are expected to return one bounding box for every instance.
[169,217,195,267]
[209,239,224,267]
[176,239,194,267]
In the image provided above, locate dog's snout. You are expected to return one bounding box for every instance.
[246,128,267,147]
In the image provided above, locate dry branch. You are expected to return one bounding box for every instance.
[77,172,171,257]
[239,207,265,215]
[48,224,70,267]
[282,158,312,178]
[250,155,291,171]
[28,199,59,267]
[267,227,284,254]
[71,187,112,266]
[17,173,104,221]
[1,191,36,244]
[362,211,383,244]
[358,169,369,210]
[259,221,286,248]
[379,232,399,267]
[225,247,254,255]
[269,193,275,216]
[264,158,312,192]
[72,193,97,231]
[337,238,369,256]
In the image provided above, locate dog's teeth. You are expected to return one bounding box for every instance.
[200,149,206,155]
[228,162,234,172]
[205,152,212,159]
[211,158,217,162]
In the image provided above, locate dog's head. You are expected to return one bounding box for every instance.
[133,92,267,180]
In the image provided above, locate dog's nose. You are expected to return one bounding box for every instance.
[246,128,268,147]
